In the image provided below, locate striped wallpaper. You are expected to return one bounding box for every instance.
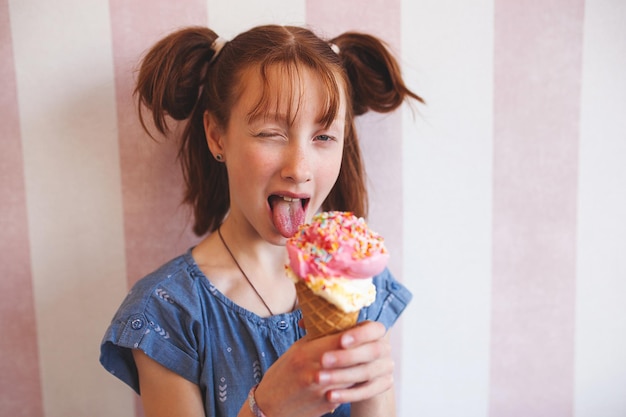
[1,0,625,416]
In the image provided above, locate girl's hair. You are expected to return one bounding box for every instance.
[135,25,422,236]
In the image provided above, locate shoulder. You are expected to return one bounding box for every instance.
[372,268,413,305]
[119,251,202,315]
[100,250,208,391]
[101,249,205,344]
[360,268,413,329]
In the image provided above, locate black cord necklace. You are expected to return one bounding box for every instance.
[217,227,296,316]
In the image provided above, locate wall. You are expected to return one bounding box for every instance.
[1,0,625,416]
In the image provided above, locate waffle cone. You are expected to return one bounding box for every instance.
[295,280,359,339]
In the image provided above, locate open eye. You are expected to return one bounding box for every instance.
[315,134,335,142]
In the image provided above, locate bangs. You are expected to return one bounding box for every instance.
[246,60,343,128]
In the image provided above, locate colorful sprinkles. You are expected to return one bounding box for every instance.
[287,211,387,277]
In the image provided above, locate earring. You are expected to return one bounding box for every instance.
[215,153,223,162]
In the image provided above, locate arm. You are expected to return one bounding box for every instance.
[132,349,205,417]
[133,349,312,417]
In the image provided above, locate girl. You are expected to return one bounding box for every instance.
[100,24,422,417]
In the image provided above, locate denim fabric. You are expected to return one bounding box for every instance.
[100,248,412,417]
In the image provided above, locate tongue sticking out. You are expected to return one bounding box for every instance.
[271,197,305,238]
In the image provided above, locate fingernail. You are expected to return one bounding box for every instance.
[341,334,354,347]
[318,371,331,384]
[327,391,340,402]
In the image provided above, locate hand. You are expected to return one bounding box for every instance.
[317,321,394,405]
[252,321,394,417]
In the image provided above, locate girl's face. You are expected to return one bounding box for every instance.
[206,64,346,244]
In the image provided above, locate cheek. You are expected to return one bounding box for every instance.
[318,149,343,186]
[331,145,345,174]
[232,146,276,176]
[224,149,267,197]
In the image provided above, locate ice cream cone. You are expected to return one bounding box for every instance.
[295,280,359,339]
[287,212,388,339]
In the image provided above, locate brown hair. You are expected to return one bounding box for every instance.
[135,25,423,236]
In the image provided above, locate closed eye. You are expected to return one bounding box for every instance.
[254,131,283,139]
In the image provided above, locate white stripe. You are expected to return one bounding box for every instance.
[575,0,626,416]
[8,0,132,416]
[400,0,493,416]
[206,0,305,38]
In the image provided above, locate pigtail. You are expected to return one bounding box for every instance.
[331,32,423,116]
[134,27,219,135]
[134,26,226,236]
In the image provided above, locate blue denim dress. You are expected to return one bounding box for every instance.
[100,249,412,417]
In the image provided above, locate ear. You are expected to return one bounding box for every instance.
[204,111,225,158]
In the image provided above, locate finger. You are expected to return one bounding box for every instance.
[326,372,394,404]
[320,355,394,388]
[321,336,391,369]
[339,321,386,348]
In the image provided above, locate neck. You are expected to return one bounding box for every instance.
[218,219,288,275]
[215,222,296,316]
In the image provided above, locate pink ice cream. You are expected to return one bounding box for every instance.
[286,211,389,312]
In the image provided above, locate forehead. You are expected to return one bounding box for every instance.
[233,62,346,126]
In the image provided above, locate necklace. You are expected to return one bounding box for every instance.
[217,227,296,316]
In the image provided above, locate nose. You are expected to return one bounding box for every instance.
[281,141,312,183]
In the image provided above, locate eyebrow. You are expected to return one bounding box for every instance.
[246,111,289,125]
[246,110,344,132]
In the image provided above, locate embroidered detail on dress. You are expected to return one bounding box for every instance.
[382,293,395,310]
[149,321,170,339]
[155,288,174,304]
[252,360,262,383]
[219,377,228,402]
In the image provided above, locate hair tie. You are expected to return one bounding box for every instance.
[210,37,228,63]
[329,43,340,55]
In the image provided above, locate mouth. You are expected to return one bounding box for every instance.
[268,194,310,210]
[268,194,310,238]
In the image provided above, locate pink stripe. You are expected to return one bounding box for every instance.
[109,0,207,284]
[306,0,407,409]
[109,2,207,415]
[490,0,584,415]
[0,2,44,416]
